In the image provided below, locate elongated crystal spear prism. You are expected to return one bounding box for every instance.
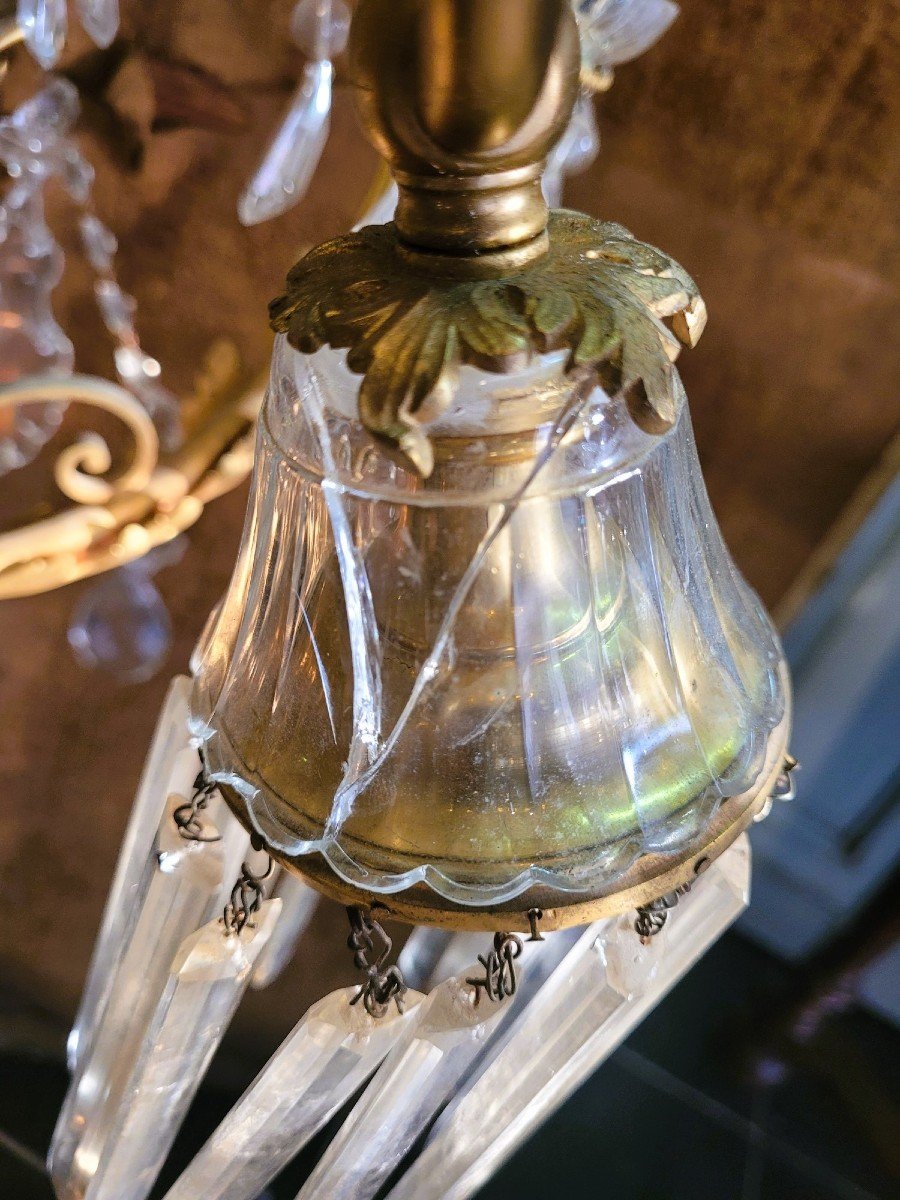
[387,837,751,1200]
[163,985,423,1200]
[67,676,193,1073]
[80,902,281,1200]
[296,945,543,1200]
[50,794,250,1199]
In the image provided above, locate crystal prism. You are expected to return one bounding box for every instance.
[250,870,319,989]
[67,677,192,1072]
[162,985,422,1200]
[50,795,250,1199]
[238,61,332,226]
[387,836,751,1200]
[17,0,67,69]
[78,903,280,1200]
[76,0,120,48]
[296,946,543,1200]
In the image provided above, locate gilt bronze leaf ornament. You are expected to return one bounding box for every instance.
[270,209,707,475]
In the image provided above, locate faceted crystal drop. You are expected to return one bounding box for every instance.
[577,0,679,70]
[162,986,423,1200]
[237,61,332,226]
[80,903,281,1200]
[67,677,193,1072]
[296,948,541,1200]
[50,797,250,1199]
[387,836,751,1200]
[68,565,173,683]
[17,0,68,69]
[250,870,319,989]
[76,0,120,48]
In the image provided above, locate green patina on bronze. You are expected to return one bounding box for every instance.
[270,209,707,476]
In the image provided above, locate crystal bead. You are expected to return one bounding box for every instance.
[76,0,120,48]
[17,0,68,70]
[80,215,118,274]
[387,836,752,1200]
[94,278,136,339]
[290,0,351,59]
[0,78,81,476]
[162,986,422,1200]
[62,145,95,203]
[127,374,183,451]
[238,61,332,226]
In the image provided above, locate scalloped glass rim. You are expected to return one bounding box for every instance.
[189,686,787,907]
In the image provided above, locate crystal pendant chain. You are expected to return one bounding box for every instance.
[0,80,78,473]
[0,76,180,475]
[79,210,181,448]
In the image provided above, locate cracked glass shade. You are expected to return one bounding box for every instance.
[191,336,785,905]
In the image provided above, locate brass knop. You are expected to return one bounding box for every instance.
[348,0,581,265]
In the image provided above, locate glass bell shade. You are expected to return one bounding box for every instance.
[191,335,787,907]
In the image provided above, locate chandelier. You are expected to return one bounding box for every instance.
[0,2,797,1198]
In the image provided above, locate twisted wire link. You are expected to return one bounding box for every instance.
[223,856,275,936]
[467,933,524,1005]
[773,753,799,801]
[634,880,695,942]
[172,756,221,843]
[346,907,407,1019]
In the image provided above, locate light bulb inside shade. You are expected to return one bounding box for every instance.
[191,336,785,906]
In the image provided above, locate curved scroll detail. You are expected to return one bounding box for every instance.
[0,349,263,599]
[0,374,159,504]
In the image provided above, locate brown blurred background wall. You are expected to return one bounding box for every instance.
[0,0,897,1054]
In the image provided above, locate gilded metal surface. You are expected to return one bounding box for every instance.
[348,0,580,256]
[271,210,706,475]
[220,669,791,932]
[0,343,263,598]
